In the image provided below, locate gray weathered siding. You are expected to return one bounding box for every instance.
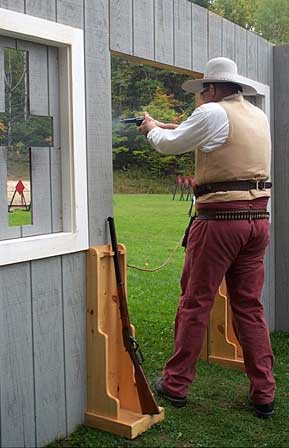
[0,2,86,447]
[274,45,289,331]
[0,0,279,446]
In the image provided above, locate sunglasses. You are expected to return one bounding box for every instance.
[199,83,212,95]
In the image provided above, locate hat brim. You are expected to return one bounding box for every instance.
[182,76,258,96]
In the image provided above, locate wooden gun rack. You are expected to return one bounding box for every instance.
[85,245,164,439]
[200,279,244,371]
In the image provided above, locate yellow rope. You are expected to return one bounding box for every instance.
[127,236,184,272]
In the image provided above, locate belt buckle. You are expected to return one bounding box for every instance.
[256,180,266,191]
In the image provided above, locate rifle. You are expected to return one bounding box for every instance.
[107,216,160,415]
[120,116,144,126]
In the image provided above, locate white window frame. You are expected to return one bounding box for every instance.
[0,8,88,266]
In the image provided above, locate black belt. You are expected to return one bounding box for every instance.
[194,180,272,198]
[197,209,270,220]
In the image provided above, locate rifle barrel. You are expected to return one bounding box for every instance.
[107,216,160,415]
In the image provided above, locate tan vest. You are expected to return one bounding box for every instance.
[195,94,271,203]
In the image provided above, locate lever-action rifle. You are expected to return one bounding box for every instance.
[107,216,160,415]
[120,116,144,126]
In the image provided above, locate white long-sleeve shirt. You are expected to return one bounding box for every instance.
[147,101,230,154]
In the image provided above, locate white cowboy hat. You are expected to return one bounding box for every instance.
[182,57,257,96]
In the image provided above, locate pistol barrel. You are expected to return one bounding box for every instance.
[120,116,144,126]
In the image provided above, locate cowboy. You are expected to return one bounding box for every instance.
[139,57,275,419]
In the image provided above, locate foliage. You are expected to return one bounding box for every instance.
[254,0,289,44]
[212,0,260,30]
[112,57,195,176]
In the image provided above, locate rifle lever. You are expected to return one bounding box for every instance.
[129,335,144,364]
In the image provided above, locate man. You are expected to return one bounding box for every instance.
[139,57,275,419]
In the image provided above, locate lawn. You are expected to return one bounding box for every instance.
[50,194,289,448]
[8,208,32,227]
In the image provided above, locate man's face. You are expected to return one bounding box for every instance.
[199,83,217,103]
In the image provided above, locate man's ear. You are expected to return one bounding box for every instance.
[209,84,217,101]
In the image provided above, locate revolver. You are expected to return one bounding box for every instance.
[120,116,144,126]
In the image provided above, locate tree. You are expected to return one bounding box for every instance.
[255,0,289,44]
[212,0,260,30]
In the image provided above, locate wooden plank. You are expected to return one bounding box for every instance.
[208,11,222,59]
[0,147,21,240]
[17,40,48,116]
[274,45,289,331]
[48,46,62,232]
[62,253,87,433]
[234,25,246,77]
[0,262,35,448]
[31,257,66,446]
[154,0,174,66]
[0,0,24,12]
[25,0,56,20]
[56,0,83,28]
[191,3,208,74]
[133,0,154,60]
[22,149,52,236]
[174,0,192,70]
[246,30,258,80]
[0,47,4,112]
[110,0,133,56]
[268,42,275,331]
[222,17,234,60]
[17,40,52,237]
[85,0,113,245]
[257,36,269,85]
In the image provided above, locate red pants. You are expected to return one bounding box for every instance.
[163,199,275,404]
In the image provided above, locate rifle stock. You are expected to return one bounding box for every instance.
[108,217,160,415]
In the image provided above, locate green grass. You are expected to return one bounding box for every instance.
[8,209,32,227]
[50,194,289,448]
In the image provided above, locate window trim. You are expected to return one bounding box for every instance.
[0,8,88,265]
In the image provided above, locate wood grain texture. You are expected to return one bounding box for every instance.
[208,11,222,59]
[133,0,154,60]
[25,0,56,20]
[0,0,24,12]
[274,45,289,330]
[17,40,48,116]
[0,47,4,112]
[56,0,83,28]
[85,0,113,245]
[174,0,192,70]
[222,18,234,60]
[257,37,270,85]
[110,0,133,55]
[0,262,35,448]
[17,40,52,237]
[191,3,208,74]
[154,0,174,66]
[234,25,246,76]
[62,252,87,432]
[0,147,21,240]
[246,30,258,80]
[31,257,66,446]
[48,46,62,232]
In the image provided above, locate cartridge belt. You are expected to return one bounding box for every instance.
[194,180,272,198]
[197,209,270,221]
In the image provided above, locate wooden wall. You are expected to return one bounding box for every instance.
[274,45,289,331]
[0,0,278,446]
[0,2,87,447]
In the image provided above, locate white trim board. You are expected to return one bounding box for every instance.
[0,8,88,266]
